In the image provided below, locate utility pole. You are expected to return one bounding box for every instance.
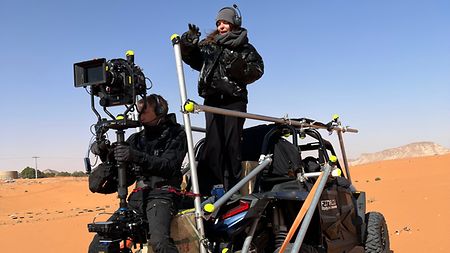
[32,156,39,179]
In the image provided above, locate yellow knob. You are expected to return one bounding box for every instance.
[329,155,337,163]
[204,203,215,213]
[222,248,229,253]
[170,34,180,41]
[184,101,195,112]
[332,114,340,121]
[116,115,125,120]
[332,168,342,177]
[126,50,134,56]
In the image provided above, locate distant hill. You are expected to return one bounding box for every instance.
[350,142,450,165]
[42,169,59,174]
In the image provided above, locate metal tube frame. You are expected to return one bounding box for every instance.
[191,103,358,133]
[171,35,358,252]
[171,35,207,253]
[210,156,272,213]
[337,128,352,183]
[291,164,333,253]
[241,217,261,253]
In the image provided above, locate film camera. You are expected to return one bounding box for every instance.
[74,51,147,107]
[74,51,150,252]
[74,51,148,173]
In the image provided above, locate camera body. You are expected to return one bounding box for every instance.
[74,57,146,107]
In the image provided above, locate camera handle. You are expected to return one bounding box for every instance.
[115,129,129,209]
[93,116,141,209]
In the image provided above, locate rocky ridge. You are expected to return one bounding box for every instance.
[350,142,450,165]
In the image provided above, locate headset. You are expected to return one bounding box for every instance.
[150,94,164,116]
[219,4,242,27]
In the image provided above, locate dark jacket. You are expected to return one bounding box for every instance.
[180,30,264,103]
[88,114,186,194]
[127,113,187,189]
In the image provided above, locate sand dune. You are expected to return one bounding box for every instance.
[1,154,449,252]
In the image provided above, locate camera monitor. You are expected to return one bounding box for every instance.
[74,58,107,87]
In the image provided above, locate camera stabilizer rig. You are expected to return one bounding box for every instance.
[74,51,149,252]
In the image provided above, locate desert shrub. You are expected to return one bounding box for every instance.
[56,171,71,177]
[43,172,56,178]
[20,167,44,179]
[72,171,87,177]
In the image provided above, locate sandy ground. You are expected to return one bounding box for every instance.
[351,153,450,252]
[1,154,449,252]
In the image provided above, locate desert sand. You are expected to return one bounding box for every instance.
[1,154,449,252]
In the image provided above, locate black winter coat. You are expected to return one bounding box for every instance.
[126,113,187,189]
[180,31,264,103]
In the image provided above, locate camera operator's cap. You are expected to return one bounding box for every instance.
[216,7,237,25]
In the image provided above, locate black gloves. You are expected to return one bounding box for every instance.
[185,23,201,44]
[113,145,145,164]
[91,140,109,156]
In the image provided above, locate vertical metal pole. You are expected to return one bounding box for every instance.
[171,34,206,253]
[32,156,39,179]
[337,130,352,183]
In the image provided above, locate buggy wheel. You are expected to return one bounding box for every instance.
[364,212,390,253]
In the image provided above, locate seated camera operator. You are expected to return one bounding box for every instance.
[88,94,187,253]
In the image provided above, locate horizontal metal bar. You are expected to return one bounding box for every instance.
[194,104,358,133]
[182,125,206,133]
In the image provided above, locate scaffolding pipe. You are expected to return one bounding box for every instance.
[171,34,207,253]
[187,103,358,134]
[208,157,272,213]
[291,164,333,253]
[241,217,261,253]
[337,129,352,183]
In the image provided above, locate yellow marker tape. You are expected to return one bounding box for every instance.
[204,203,215,213]
[184,101,195,112]
[170,34,180,41]
[128,76,132,84]
[126,50,134,56]
[329,155,337,163]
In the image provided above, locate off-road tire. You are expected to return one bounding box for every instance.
[364,212,390,253]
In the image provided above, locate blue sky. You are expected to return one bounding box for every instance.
[1,0,449,172]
